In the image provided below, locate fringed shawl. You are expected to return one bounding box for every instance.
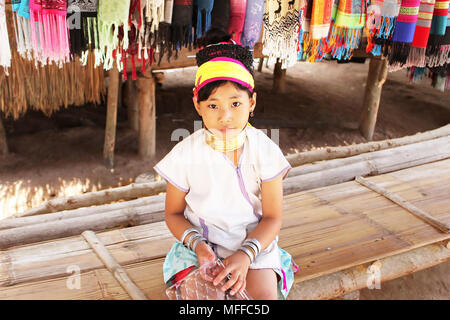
[426,5,450,66]
[12,0,33,60]
[211,0,230,31]
[171,0,193,55]
[156,0,174,64]
[262,0,302,69]
[426,0,449,57]
[405,0,435,66]
[241,0,266,50]
[195,0,214,40]
[97,0,131,71]
[387,0,421,69]
[0,0,11,74]
[302,0,334,62]
[228,0,246,44]
[29,0,71,65]
[327,0,367,60]
[365,0,400,56]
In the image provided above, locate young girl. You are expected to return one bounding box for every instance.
[154,29,297,300]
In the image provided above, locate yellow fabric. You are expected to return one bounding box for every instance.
[195,59,254,91]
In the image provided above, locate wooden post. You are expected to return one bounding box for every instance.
[103,66,120,169]
[137,72,156,158]
[0,114,8,156]
[359,57,388,141]
[273,58,286,94]
[123,77,139,131]
[257,57,264,72]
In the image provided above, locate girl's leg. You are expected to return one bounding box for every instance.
[245,269,278,300]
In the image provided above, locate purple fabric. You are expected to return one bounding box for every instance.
[241,0,266,49]
[393,21,418,43]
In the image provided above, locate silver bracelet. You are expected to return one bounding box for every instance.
[238,246,255,264]
[243,241,259,257]
[243,238,261,255]
[187,233,203,251]
[191,236,207,252]
[180,228,199,247]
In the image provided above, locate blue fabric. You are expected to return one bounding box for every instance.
[241,0,266,49]
[392,21,416,43]
[195,0,214,39]
[18,0,30,19]
[163,241,296,300]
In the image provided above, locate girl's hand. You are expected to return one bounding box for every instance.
[195,241,217,267]
[213,251,251,296]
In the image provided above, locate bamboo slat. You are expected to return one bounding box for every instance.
[0,159,449,299]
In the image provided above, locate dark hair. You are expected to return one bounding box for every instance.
[195,28,255,102]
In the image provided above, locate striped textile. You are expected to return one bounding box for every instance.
[301,0,334,62]
[387,0,421,68]
[365,0,401,56]
[406,0,436,66]
[326,0,367,60]
[426,5,450,66]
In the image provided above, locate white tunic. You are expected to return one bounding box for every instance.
[154,125,291,270]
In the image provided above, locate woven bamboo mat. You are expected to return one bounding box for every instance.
[0,159,448,299]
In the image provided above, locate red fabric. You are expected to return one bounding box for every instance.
[173,266,196,284]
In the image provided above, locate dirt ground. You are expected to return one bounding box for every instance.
[0,58,449,299]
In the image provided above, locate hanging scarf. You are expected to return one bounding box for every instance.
[97,0,130,71]
[171,0,193,55]
[121,0,142,81]
[302,0,333,62]
[195,0,214,40]
[262,0,302,69]
[156,0,174,64]
[241,0,266,50]
[211,0,230,31]
[0,0,11,74]
[387,0,421,69]
[405,0,436,66]
[11,0,33,60]
[67,0,98,62]
[327,0,367,60]
[425,0,449,58]
[365,0,401,56]
[228,0,246,44]
[426,5,450,66]
[29,0,71,65]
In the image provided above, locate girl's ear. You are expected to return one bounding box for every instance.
[250,91,257,112]
[192,97,202,116]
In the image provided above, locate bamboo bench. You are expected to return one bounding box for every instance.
[0,159,449,300]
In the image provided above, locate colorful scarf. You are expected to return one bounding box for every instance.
[327,0,367,60]
[195,0,214,40]
[171,0,193,54]
[241,0,266,50]
[67,0,98,60]
[11,0,33,60]
[29,0,71,65]
[405,0,436,66]
[262,0,302,68]
[97,0,131,71]
[302,0,334,62]
[0,0,11,74]
[228,0,246,44]
[426,0,449,56]
[426,5,450,66]
[121,0,142,80]
[387,0,421,68]
[211,0,230,31]
[365,0,401,56]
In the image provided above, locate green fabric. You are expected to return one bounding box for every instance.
[97,0,131,70]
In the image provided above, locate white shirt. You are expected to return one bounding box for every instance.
[154,125,291,269]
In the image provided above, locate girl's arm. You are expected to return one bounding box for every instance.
[213,175,284,295]
[165,182,216,265]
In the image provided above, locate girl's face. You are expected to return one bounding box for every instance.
[193,82,256,140]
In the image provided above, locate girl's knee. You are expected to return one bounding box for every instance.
[245,269,278,300]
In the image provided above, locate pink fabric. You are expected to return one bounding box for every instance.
[228,0,247,44]
[281,269,287,290]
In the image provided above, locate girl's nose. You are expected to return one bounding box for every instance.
[219,108,232,123]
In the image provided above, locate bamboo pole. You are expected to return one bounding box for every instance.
[15,180,166,217]
[359,57,388,141]
[81,230,148,300]
[103,66,120,169]
[355,176,450,233]
[137,73,156,158]
[287,124,450,167]
[288,242,450,300]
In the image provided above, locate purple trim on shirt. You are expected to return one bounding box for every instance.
[199,218,209,240]
[154,165,189,193]
[261,165,292,183]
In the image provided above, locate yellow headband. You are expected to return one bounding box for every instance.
[194,57,254,99]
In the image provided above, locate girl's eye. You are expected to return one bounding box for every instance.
[232,102,241,107]
[208,104,217,109]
